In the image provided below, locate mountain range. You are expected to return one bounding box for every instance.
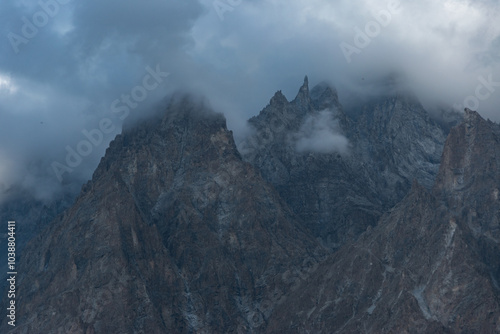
[2,78,499,333]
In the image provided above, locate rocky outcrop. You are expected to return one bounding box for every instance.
[239,78,450,249]
[434,108,500,293]
[239,78,379,249]
[350,93,448,195]
[0,96,325,333]
[266,109,500,333]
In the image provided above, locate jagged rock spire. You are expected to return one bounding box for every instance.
[270,90,288,107]
[299,75,309,95]
[292,75,311,110]
[464,107,480,123]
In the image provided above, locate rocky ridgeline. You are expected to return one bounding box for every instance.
[2,79,498,333]
[239,76,455,249]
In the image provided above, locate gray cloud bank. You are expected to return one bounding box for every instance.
[1,0,499,202]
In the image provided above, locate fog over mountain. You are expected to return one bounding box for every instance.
[1,0,500,201]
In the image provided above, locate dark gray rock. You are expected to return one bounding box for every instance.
[0,96,325,333]
[239,78,450,249]
[267,109,500,333]
[2,80,497,334]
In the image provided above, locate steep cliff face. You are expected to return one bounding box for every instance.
[434,108,500,292]
[351,93,448,196]
[240,78,451,249]
[267,110,500,333]
[1,97,325,333]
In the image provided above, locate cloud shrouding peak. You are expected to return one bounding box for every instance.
[1,0,500,201]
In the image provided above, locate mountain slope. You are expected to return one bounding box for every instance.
[0,97,325,333]
[0,188,74,295]
[266,108,500,333]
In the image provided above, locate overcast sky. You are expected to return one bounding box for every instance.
[1,0,500,202]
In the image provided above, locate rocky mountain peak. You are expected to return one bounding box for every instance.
[301,75,309,91]
[253,78,341,128]
[463,107,482,126]
[1,95,325,333]
[269,89,288,108]
[434,108,499,196]
[291,75,311,109]
[127,95,227,133]
[91,96,235,187]
[310,81,340,110]
[240,77,452,250]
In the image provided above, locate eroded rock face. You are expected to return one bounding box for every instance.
[3,81,497,334]
[266,110,500,333]
[239,78,452,249]
[0,97,325,333]
[434,108,500,295]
